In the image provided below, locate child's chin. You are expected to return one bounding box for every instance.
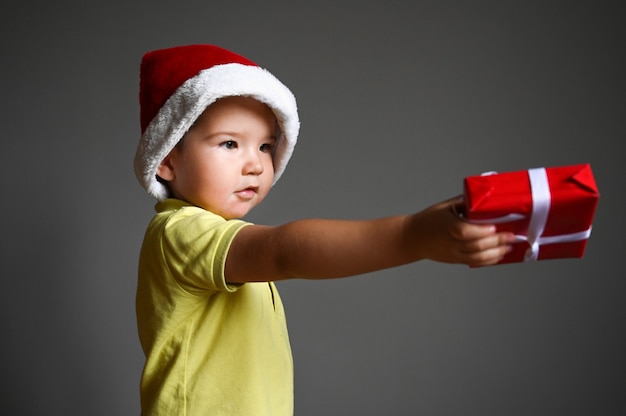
[220,208,253,220]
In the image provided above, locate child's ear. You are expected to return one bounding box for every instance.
[156,154,176,181]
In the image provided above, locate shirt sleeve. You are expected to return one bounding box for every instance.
[160,206,250,293]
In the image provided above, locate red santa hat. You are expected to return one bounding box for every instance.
[134,44,300,200]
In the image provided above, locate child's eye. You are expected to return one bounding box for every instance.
[260,143,273,153]
[221,140,237,149]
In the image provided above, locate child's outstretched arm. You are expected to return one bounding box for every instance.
[225,197,514,283]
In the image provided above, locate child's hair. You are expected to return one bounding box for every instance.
[134,44,300,200]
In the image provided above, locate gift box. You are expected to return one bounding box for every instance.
[463,163,599,264]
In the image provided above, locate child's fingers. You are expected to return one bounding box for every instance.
[454,222,498,240]
[458,234,513,266]
[459,231,514,256]
[467,246,512,267]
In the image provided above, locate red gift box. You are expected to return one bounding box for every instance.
[463,163,599,264]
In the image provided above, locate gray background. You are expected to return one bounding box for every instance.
[2,1,624,415]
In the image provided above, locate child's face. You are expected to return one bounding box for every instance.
[158,96,277,219]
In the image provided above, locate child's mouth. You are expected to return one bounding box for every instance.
[236,186,258,199]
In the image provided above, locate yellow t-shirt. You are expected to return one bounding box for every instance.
[136,199,293,415]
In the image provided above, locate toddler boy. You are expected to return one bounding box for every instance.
[134,44,513,415]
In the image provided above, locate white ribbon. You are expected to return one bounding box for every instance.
[471,167,592,262]
[513,228,592,261]
[525,168,551,260]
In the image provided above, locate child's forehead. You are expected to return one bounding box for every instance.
[191,96,278,132]
[203,96,276,119]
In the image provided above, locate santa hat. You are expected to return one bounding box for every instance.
[134,44,300,200]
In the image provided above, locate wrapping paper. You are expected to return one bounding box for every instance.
[463,163,599,264]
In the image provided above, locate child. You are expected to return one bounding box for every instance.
[133,44,513,415]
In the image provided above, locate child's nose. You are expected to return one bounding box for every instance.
[243,150,264,175]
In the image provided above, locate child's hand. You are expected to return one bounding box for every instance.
[408,196,515,267]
